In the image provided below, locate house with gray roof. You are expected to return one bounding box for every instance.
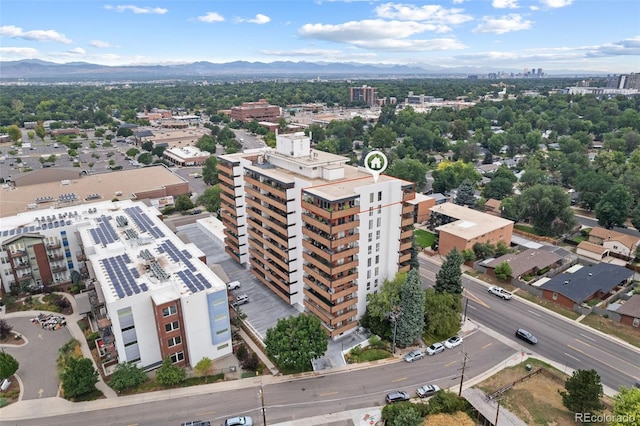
[484,248,563,282]
[610,294,640,328]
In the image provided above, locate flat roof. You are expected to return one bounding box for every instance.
[433,202,513,240]
[0,166,187,218]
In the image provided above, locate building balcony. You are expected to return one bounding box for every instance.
[331,220,360,234]
[217,172,235,187]
[224,229,240,247]
[244,175,286,199]
[247,201,288,226]
[221,212,239,228]
[399,241,412,252]
[331,232,359,249]
[13,263,30,270]
[330,309,357,326]
[301,213,331,234]
[326,321,358,338]
[247,218,289,248]
[250,256,290,283]
[400,229,413,240]
[251,270,291,303]
[401,217,413,227]
[403,191,416,202]
[51,265,67,273]
[76,252,87,261]
[216,162,234,176]
[402,204,414,214]
[249,247,290,272]
[17,274,33,282]
[48,253,65,261]
[304,276,356,302]
[220,191,238,208]
[398,252,412,263]
[9,250,27,259]
[248,229,287,254]
[46,242,62,250]
[398,264,411,273]
[245,186,287,212]
[225,247,241,263]
[305,301,332,325]
[300,201,360,221]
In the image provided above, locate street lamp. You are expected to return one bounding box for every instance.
[388,309,402,355]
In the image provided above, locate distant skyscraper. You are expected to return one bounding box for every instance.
[349,85,378,106]
[537,68,543,77]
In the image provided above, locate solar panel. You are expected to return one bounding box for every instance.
[124,206,165,238]
[101,255,143,299]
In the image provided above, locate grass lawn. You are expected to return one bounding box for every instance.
[415,229,436,248]
[515,291,581,320]
[514,224,546,236]
[346,348,392,363]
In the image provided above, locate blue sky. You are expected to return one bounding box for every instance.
[1,0,638,73]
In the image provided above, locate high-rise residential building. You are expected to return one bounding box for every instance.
[349,85,378,106]
[229,99,282,123]
[218,133,420,337]
[0,200,232,371]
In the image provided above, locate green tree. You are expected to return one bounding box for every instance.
[434,248,463,294]
[560,369,604,414]
[152,145,166,157]
[35,122,46,141]
[174,194,194,212]
[61,357,99,399]
[264,314,327,372]
[126,148,139,158]
[519,184,576,236]
[386,158,429,186]
[482,177,514,200]
[495,240,511,257]
[193,357,213,378]
[455,179,476,207]
[494,261,512,281]
[611,386,640,426]
[137,152,152,165]
[108,362,147,392]
[382,402,427,426]
[201,156,219,186]
[0,319,13,339]
[370,126,397,149]
[432,160,482,194]
[0,352,19,379]
[410,238,420,271]
[155,357,186,386]
[426,390,469,414]
[395,269,425,347]
[473,242,496,259]
[7,125,21,142]
[360,273,406,339]
[594,184,633,229]
[141,141,154,152]
[424,288,461,338]
[197,185,222,213]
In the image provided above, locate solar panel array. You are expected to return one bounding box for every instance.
[58,193,78,202]
[116,216,129,227]
[35,196,54,204]
[89,216,119,246]
[124,228,138,240]
[124,206,165,239]
[150,262,171,281]
[159,240,196,272]
[84,193,101,201]
[140,249,155,261]
[176,269,211,293]
[101,255,147,298]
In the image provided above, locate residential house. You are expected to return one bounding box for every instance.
[588,227,640,260]
[611,294,640,328]
[483,248,563,282]
[484,199,501,216]
[576,241,609,261]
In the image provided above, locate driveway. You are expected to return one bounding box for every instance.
[1,315,72,399]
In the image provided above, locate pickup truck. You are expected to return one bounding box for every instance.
[487,286,513,300]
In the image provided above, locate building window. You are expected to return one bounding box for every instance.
[168,336,182,347]
[376,230,380,239]
[217,343,229,350]
[369,207,373,217]
[377,218,381,227]
[162,305,177,317]
[367,258,372,267]
[170,352,185,363]
[375,255,379,264]
[375,267,379,276]
[216,328,229,335]
[376,243,380,252]
[633,318,639,328]
[367,270,371,279]
[369,219,373,229]
[368,233,372,243]
[378,191,383,201]
[367,282,371,291]
[368,246,372,255]
[165,321,179,332]
[370,193,374,203]
[552,292,558,300]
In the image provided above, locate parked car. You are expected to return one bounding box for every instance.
[416,384,441,398]
[385,390,410,404]
[224,416,253,426]
[488,286,513,300]
[403,350,425,363]
[233,294,249,306]
[180,421,211,426]
[227,281,241,290]
[190,209,202,215]
[425,342,445,356]
[515,328,538,345]
[444,336,463,349]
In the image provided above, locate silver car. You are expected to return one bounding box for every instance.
[403,350,425,362]
[425,342,445,356]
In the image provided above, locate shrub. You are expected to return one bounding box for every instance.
[242,353,259,371]
[0,398,8,408]
[236,345,248,362]
[368,335,383,349]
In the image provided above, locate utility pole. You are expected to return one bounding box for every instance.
[259,384,267,426]
[494,396,506,426]
[458,352,469,396]
[462,297,469,323]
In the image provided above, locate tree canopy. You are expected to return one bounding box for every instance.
[155,357,187,386]
[435,248,463,294]
[395,269,426,347]
[611,386,640,426]
[265,314,327,372]
[108,362,147,392]
[560,369,604,414]
[61,357,99,399]
[0,352,19,379]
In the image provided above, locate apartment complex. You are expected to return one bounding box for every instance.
[0,200,232,371]
[349,85,378,106]
[229,99,281,123]
[218,133,419,337]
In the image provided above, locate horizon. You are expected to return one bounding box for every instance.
[1,1,639,74]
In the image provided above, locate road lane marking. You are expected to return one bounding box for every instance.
[567,344,637,377]
[482,343,492,349]
[392,377,407,383]
[463,289,490,308]
[564,352,581,362]
[320,391,338,397]
[574,339,640,371]
[579,333,596,342]
[527,310,542,317]
[468,305,477,310]
[445,361,457,367]
[196,411,216,416]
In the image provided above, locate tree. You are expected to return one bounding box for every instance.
[370,126,397,149]
[155,357,186,386]
[264,314,327,372]
[455,179,476,207]
[125,148,139,158]
[7,125,21,143]
[201,156,219,186]
[35,122,46,141]
[61,357,99,399]
[0,319,13,339]
[382,402,426,426]
[197,185,222,213]
[360,273,406,339]
[395,269,425,347]
[473,242,495,260]
[426,390,469,414]
[174,194,194,211]
[193,357,213,378]
[611,386,640,426]
[494,261,512,281]
[495,240,511,257]
[386,158,429,186]
[482,177,514,200]
[0,352,19,379]
[519,184,576,236]
[560,369,604,414]
[410,238,420,271]
[141,141,154,152]
[434,248,463,294]
[137,152,152,165]
[108,362,147,391]
[594,184,632,229]
[424,288,462,338]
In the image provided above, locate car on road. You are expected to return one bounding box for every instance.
[233,294,249,306]
[425,342,445,356]
[403,350,425,363]
[385,390,410,404]
[190,209,202,215]
[227,281,241,290]
[444,336,463,349]
[180,421,211,426]
[416,384,441,398]
[488,286,513,300]
[224,416,253,426]
[515,328,538,345]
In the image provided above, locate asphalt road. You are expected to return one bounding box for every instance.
[13,331,515,426]
[419,257,640,391]
[574,213,640,237]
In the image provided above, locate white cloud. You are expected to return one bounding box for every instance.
[196,12,225,23]
[104,5,167,14]
[260,48,376,60]
[586,36,640,57]
[89,40,112,48]
[0,25,72,44]
[374,3,473,26]
[452,0,465,3]
[539,0,573,8]
[352,37,467,51]
[300,19,446,42]
[68,47,86,55]
[492,0,519,9]
[530,5,539,10]
[236,14,271,25]
[472,14,533,34]
[0,47,40,58]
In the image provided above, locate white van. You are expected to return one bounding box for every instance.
[227,281,241,290]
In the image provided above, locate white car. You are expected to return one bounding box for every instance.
[416,384,441,398]
[444,336,463,349]
[488,286,513,300]
[227,281,241,290]
[425,342,445,356]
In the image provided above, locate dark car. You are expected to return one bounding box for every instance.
[180,421,211,426]
[385,390,410,404]
[515,328,538,345]
[190,209,202,215]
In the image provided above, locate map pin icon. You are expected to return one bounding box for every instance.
[364,150,388,183]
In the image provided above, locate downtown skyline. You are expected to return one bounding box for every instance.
[0,0,639,74]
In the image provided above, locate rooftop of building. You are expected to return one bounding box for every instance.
[165,145,210,158]
[589,226,640,249]
[484,248,562,278]
[0,165,187,218]
[540,263,633,303]
[432,202,514,239]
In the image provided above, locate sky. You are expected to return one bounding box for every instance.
[1,0,639,74]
